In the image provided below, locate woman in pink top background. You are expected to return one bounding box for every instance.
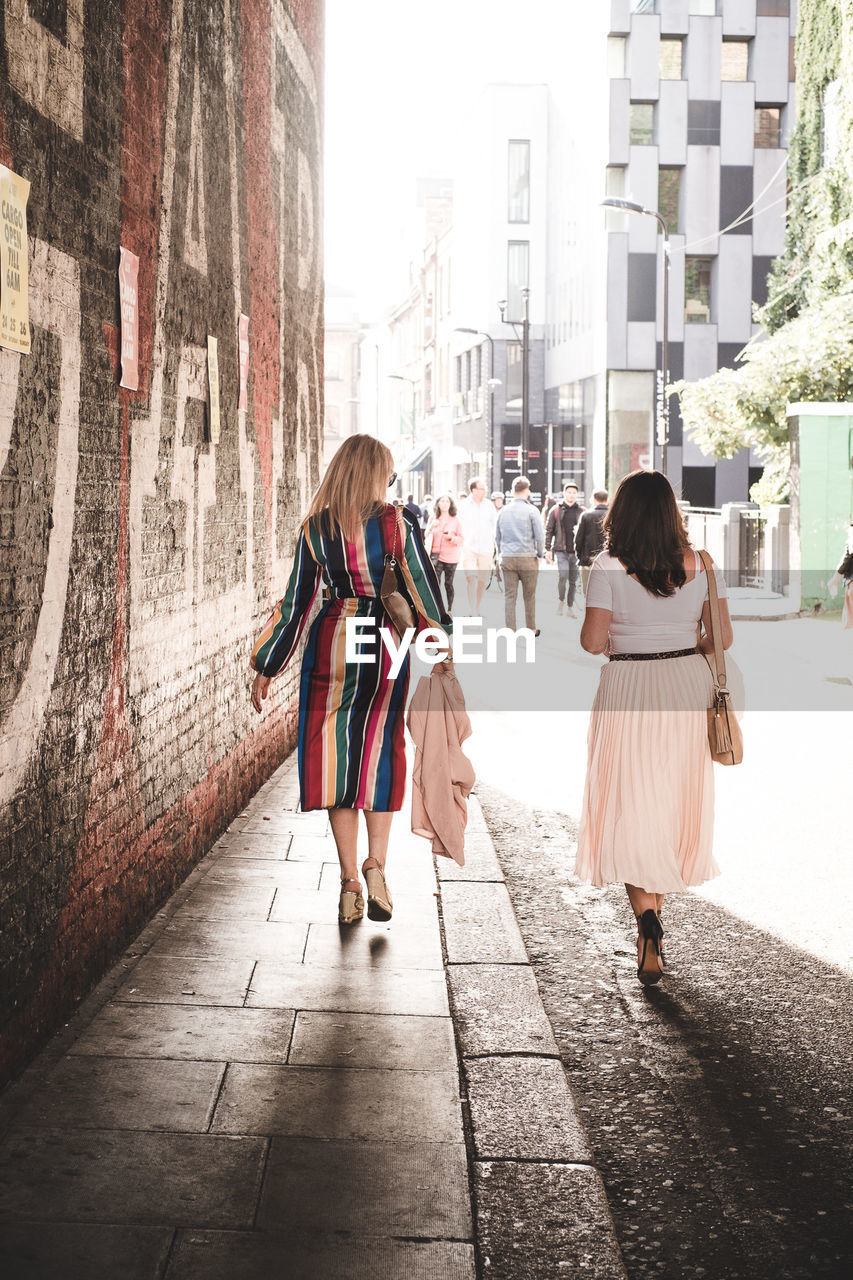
[425,494,464,612]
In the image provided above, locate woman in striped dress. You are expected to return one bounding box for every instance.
[250,435,451,923]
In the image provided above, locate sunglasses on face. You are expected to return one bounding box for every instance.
[388,472,397,487]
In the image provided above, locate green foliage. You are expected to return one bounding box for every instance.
[675,1,853,502]
[672,294,853,503]
[760,0,853,330]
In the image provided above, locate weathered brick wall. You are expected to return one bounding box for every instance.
[0,0,323,1085]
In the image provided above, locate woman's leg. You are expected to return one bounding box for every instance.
[329,808,360,884]
[443,562,456,611]
[626,883,657,917]
[363,810,393,870]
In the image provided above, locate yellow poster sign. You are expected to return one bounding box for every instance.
[0,165,31,354]
[207,335,221,444]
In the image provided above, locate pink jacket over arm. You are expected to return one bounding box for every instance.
[406,666,475,866]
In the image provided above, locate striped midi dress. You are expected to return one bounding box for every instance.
[251,503,452,812]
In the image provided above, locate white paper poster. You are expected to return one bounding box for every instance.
[0,165,31,355]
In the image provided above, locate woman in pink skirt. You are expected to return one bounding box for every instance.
[577,470,734,985]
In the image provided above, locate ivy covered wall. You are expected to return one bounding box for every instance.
[762,0,853,331]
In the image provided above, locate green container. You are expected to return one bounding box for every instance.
[788,403,853,609]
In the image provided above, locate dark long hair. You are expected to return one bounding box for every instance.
[603,470,690,597]
[433,493,458,518]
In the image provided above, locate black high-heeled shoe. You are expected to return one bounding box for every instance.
[636,909,665,985]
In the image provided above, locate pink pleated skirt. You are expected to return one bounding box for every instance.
[575,652,721,893]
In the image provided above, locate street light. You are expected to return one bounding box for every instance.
[498,288,531,478]
[454,327,499,489]
[601,197,670,476]
[388,373,417,443]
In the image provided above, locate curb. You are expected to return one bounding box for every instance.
[436,797,628,1279]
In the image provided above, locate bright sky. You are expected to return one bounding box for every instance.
[323,0,596,318]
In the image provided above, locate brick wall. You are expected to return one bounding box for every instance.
[0,0,324,1086]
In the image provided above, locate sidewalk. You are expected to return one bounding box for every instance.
[0,755,625,1280]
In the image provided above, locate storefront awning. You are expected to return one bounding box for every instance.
[399,443,431,472]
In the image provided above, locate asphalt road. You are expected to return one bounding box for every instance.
[453,592,853,1278]
[475,787,853,1280]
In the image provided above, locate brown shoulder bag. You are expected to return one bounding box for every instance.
[380,508,417,640]
[698,549,743,767]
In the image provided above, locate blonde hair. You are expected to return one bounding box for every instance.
[303,434,394,540]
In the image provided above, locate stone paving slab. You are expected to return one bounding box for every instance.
[304,920,444,971]
[0,1222,173,1280]
[474,1161,628,1279]
[0,1129,267,1228]
[464,1056,591,1161]
[202,858,320,888]
[435,835,505,882]
[318,856,438,895]
[256,1136,472,1238]
[10,1056,224,1133]
[441,882,528,963]
[166,1232,477,1280]
[447,964,559,1055]
[115,955,256,1007]
[213,831,293,859]
[288,1010,456,1070]
[247,959,450,1016]
[176,881,278,920]
[68,1003,296,1065]
[211,1063,462,1143]
[151,918,307,962]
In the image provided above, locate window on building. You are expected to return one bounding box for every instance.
[324,404,340,436]
[629,103,654,145]
[424,364,433,413]
[508,140,530,223]
[631,0,655,12]
[757,1,789,15]
[755,106,781,147]
[658,167,682,233]
[659,39,683,80]
[688,0,718,14]
[506,241,529,319]
[821,79,841,167]
[687,100,721,145]
[608,36,626,78]
[684,257,713,323]
[721,41,750,81]
[454,354,462,393]
[506,342,522,413]
[325,349,341,380]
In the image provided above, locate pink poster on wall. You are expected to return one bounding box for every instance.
[118,247,140,390]
[238,312,249,410]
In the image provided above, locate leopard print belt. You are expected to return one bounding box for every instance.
[608,647,699,662]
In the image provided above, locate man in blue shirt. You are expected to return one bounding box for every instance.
[495,475,544,634]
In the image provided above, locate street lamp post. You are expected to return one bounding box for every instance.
[388,373,417,442]
[454,327,498,488]
[498,289,531,477]
[601,197,670,476]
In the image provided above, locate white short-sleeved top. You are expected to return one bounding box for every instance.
[585,549,727,654]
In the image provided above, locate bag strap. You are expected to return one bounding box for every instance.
[698,549,727,692]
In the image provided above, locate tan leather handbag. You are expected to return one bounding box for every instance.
[698,549,743,766]
[380,508,417,639]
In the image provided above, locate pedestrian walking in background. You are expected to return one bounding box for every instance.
[827,523,853,631]
[540,493,558,529]
[458,477,497,614]
[495,475,544,634]
[575,488,609,594]
[426,494,464,613]
[545,482,584,617]
[491,490,505,512]
[404,492,422,521]
[420,495,433,532]
[576,470,733,985]
[250,434,451,925]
